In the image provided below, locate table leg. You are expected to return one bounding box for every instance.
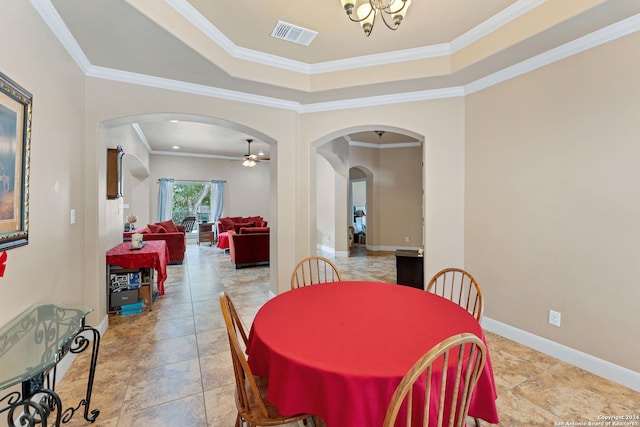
[6,388,62,427]
[60,326,101,424]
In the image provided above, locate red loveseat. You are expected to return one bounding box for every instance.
[228,227,270,268]
[125,220,186,265]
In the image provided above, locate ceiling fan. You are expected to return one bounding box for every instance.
[242,139,260,167]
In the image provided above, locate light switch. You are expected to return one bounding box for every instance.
[70,209,76,224]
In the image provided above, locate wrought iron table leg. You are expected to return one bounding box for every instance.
[60,325,101,424]
[6,388,62,427]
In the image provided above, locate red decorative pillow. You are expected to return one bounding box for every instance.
[148,223,167,233]
[157,220,178,233]
[138,227,151,234]
[233,221,255,233]
[220,218,234,231]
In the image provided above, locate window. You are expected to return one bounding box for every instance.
[172,182,211,226]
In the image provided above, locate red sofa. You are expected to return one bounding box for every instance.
[125,220,186,265]
[217,216,267,235]
[228,227,270,268]
[217,216,267,250]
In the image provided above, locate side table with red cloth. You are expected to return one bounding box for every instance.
[106,240,170,295]
[246,281,499,427]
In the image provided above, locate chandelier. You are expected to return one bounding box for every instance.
[340,0,411,36]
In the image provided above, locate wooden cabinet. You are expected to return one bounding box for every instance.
[106,145,123,199]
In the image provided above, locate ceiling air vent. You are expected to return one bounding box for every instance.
[271,20,318,46]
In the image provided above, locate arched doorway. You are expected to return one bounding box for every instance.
[100,113,280,289]
[312,128,423,257]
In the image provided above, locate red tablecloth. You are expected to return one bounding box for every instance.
[217,231,229,250]
[246,281,499,427]
[106,241,169,295]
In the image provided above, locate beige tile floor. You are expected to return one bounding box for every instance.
[54,243,639,427]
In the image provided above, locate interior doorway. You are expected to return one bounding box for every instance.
[313,128,423,258]
[349,176,367,247]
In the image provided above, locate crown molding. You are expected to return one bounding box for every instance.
[150,149,242,160]
[131,123,152,152]
[33,0,640,113]
[85,65,300,111]
[299,87,465,113]
[165,0,536,75]
[29,0,92,73]
[349,141,422,149]
[310,44,451,74]
[465,13,640,95]
[166,0,312,74]
[450,0,545,53]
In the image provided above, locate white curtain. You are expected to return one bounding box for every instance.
[210,180,225,224]
[157,178,175,222]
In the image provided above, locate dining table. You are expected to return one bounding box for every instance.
[246,280,499,427]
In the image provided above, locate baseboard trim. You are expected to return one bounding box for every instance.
[368,244,420,252]
[316,244,334,255]
[482,317,640,392]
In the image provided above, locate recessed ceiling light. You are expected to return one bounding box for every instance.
[170,120,179,123]
[172,145,180,150]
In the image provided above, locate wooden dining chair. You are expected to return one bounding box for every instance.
[426,268,484,321]
[383,333,487,427]
[290,256,343,289]
[219,292,318,427]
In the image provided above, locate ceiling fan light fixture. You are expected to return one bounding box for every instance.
[242,139,259,167]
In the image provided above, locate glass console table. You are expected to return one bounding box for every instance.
[0,304,100,426]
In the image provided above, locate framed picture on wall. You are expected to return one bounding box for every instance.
[0,71,32,250]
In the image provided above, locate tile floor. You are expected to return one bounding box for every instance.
[54,243,639,427]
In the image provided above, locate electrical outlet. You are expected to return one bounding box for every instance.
[549,310,561,327]
[405,236,410,242]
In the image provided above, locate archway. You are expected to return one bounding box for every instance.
[311,126,424,257]
[99,112,280,290]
